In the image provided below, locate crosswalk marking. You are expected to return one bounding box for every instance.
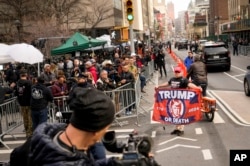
[0,149,13,154]
[202,149,213,160]
[195,128,203,135]
[3,140,25,144]
[3,134,26,139]
[151,131,156,138]
[213,112,225,124]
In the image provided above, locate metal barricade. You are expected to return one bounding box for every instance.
[143,61,155,83]
[47,96,70,123]
[104,87,138,126]
[0,97,23,149]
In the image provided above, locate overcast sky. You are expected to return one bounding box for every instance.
[166,0,192,18]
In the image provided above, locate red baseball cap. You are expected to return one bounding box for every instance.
[174,66,182,73]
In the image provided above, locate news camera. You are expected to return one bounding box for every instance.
[102,130,160,166]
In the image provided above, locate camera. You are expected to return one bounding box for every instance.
[102,130,160,166]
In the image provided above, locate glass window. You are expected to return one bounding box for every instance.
[204,46,228,54]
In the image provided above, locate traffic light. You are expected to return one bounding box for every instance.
[126,0,134,24]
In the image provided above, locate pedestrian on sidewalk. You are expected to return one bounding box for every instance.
[156,49,167,78]
[232,39,239,56]
[15,70,33,138]
[156,66,202,136]
[184,51,194,71]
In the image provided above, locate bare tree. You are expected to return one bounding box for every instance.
[0,0,34,42]
[76,0,114,36]
[0,0,114,43]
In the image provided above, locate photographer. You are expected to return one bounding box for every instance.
[10,89,116,165]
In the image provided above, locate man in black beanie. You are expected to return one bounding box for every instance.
[10,88,117,166]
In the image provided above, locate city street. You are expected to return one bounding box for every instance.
[0,47,250,166]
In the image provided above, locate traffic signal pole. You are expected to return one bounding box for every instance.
[126,0,135,55]
[129,24,135,54]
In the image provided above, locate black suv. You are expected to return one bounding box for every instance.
[177,39,188,50]
[200,41,231,71]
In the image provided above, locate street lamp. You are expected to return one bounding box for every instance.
[214,16,222,41]
[14,20,22,43]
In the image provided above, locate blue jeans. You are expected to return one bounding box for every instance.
[90,142,106,160]
[140,75,146,90]
[31,108,48,130]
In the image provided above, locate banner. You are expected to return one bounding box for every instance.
[152,88,202,125]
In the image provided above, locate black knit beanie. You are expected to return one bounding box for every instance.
[69,88,115,132]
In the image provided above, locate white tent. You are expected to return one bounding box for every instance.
[85,34,116,51]
[0,43,15,64]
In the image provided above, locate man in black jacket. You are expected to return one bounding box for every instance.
[10,89,118,166]
[119,64,135,115]
[30,76,53,130]
[156,49,167,77]
[15,70,33,138]
[187,54,208,96]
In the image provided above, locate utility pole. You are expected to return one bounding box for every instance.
[129,24,135,54]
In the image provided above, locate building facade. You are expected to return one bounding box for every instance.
[221,0,250,41]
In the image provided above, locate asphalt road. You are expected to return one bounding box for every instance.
[1,47,250,166]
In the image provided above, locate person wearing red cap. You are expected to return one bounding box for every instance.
[156,66,202,136]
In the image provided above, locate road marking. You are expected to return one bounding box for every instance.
[0,149,12,154]
[158,137,197,146]
[213,112,225,124]
[202,149,213,160]
[106,154,122,158]
[3,140,26,144]
[156,144,200,153]
[3,134,26,139]
[208,90,250,126]
[151,131,156,138]
[195,128,203,135]
[231,65,246,72]
[109,129,134,133]
[233,74,245,77]
[223,72,243,83]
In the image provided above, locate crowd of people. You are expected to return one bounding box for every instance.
[0,39,211,165]
[0,43,167,166]
[0,43,169,139]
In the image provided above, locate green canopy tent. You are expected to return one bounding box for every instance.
[51,32,107,55]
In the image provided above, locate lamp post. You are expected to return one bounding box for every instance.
[14,20,22,43]
[214,16,222,41]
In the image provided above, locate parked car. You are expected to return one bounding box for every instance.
[200,41,231,71]
[244,66,250,96]
[177,39,188,50]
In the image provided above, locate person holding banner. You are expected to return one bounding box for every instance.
[156,66,202,136]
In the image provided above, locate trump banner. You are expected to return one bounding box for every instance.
[152,88,202,125]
